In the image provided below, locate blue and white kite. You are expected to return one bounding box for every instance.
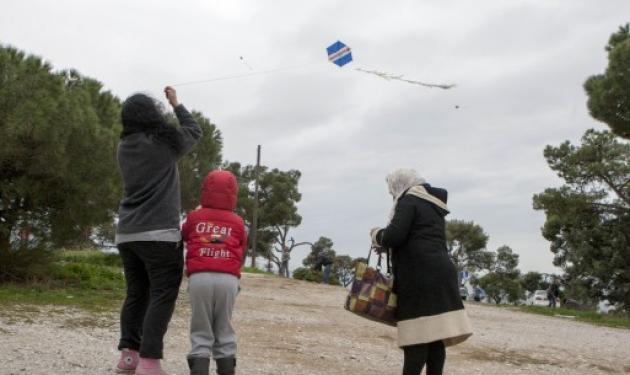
[326,41,353,67]
[326,40,455,89]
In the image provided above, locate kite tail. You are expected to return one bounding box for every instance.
[355,68,455,89]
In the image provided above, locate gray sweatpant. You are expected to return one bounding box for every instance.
[188,272,239,359]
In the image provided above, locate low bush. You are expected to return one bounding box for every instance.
[51,262,123,290]
[56,250,122,267]
[0,245,54,283]
[241,266,273,275]
[0,248,125,310]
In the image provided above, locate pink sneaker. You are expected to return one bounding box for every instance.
[116,349,139,373]
[135,358,169,375]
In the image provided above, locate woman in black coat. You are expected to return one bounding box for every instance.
[370,169,472,375]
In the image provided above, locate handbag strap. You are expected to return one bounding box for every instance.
[366,246,383,267]
[367,245,391,274]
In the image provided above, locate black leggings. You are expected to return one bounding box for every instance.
[402,341,445,375]
[118,241,184,359]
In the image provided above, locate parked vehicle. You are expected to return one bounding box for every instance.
[562,299,583,310]
[472,286,486,302]
[597,300,617,314]
[459,286,469,301]
[528,290,548,306]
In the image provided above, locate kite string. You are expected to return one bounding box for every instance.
[170,62,456,90]
[171,62,321,87]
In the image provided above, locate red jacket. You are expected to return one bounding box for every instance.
[182,170,247,278]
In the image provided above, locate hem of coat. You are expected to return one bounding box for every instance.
[397,308,473,348]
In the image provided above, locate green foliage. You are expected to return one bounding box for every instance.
[445,220,493,274]
[533,129,630,311]
[94,221,117,246]
[56,249,122,267]
[178,111,223,212]
[51,262,123,290]
[294,251,359,286]
[0,45,223,282]
[333,255,354,287]
[0,245,53,283]
[480,274,522,305]
[561,277,597,308]
[478,246,522,304]
[0,249,125,310]
[295,237,341,285]
[520,271,549,294]
[494,245,519,274]
[241,266,273,275]
[517,305,630,330]
[292,267,322,283]
[584,24,630,139]
[0,284,124,312]
[303,236,334,268]
[0,46,122,251]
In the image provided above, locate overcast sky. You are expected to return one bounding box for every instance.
[2,0,629,274]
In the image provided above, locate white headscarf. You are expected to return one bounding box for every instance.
[386,168,426,221]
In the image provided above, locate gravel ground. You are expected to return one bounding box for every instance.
[1,273,630,374]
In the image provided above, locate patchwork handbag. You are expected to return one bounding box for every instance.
[344,246,397,326]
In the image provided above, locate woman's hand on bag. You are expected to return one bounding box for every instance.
[370,227,381,245]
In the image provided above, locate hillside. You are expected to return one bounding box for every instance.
[1,273,629,374]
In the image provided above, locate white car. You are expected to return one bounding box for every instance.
[528,290,549,306]
[597,300,617,314]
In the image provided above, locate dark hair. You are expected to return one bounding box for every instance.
[120,93,183,153]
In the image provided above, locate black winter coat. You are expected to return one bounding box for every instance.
[376,186,464,322]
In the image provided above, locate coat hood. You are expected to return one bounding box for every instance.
[200,170,238,210]
[424,184,448,204]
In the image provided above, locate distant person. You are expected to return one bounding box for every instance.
[370,168,473,375]
[318,248,334,284]
[280,246,290,278]
[547,280,560,308]
[182,170,248,375]
[473,286,483,302]
[115,87,202,375]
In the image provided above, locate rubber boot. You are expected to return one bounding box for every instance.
[188,357,210,375]
[215,357,236,375]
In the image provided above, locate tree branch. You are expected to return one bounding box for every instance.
[597,172,630,207]
[289,241,313,252]
[591,202,630,214]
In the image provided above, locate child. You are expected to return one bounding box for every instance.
[182,170,247,375]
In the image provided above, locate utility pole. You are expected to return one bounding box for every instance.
[250,145,261,268]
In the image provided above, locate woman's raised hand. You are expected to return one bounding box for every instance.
[164,86,179,108]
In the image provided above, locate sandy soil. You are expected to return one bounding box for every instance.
[1,273,630,374]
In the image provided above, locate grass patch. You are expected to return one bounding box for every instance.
[0,285,123,312]
[242,266,274,275]
[0,249,125,311]
[514,305,630,329]
[56,249,122,267]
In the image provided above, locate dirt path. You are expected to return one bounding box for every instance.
[1,273,630,374]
